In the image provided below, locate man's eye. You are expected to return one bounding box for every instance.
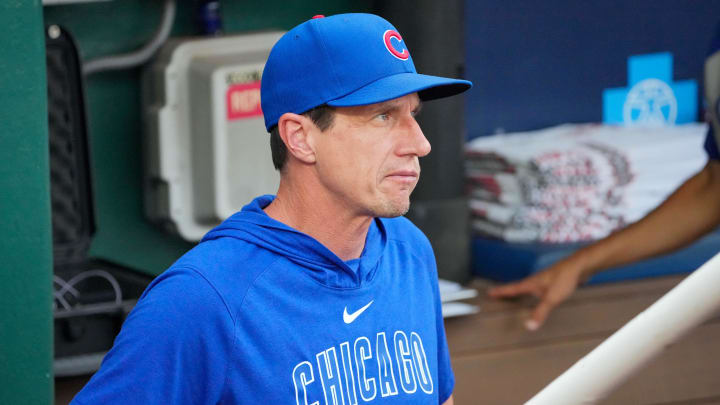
[376,113,390,121]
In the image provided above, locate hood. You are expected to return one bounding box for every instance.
[201,195,386,289]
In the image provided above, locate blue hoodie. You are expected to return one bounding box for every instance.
[72,195,454,404]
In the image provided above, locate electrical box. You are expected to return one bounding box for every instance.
[143,32,283,241]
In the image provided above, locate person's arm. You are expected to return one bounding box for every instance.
[70,268,235,404]
[443,394,455,405]
[489,160,720,330]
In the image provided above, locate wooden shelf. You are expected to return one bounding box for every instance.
[446,276,720,404]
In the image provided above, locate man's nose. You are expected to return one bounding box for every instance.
[398,116,432,157]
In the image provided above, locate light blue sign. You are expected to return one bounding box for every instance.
[603,52,697,125]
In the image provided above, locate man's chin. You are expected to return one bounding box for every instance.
[372,198,411,218]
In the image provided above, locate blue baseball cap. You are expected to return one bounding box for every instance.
[260,13,472,131]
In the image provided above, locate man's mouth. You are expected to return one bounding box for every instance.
[385,170,419,183]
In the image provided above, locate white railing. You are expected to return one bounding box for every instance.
[526,252,720,404]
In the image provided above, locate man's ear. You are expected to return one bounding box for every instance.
[277,113,317,164]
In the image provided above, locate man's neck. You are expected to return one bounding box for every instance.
[264,178,372,262]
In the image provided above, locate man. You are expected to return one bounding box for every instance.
[72,13,470,404]
[489,31,720,331]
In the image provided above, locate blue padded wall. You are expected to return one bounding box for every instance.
[465,1,720,138]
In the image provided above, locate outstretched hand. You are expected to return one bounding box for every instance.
[487,258,586,331]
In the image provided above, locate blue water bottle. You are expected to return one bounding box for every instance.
[197,0,223,36]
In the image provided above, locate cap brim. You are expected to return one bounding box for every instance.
[326,72,472,107]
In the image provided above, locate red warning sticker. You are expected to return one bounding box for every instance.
[226,81,262,120]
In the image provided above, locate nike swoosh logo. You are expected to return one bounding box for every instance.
[343,300,374,324]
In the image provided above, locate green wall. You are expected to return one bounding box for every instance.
[0,1,53,404]
[44,1,372,276]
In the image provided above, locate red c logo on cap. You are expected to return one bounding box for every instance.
[383,30,409,60]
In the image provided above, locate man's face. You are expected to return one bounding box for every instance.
[311,93,430,218]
